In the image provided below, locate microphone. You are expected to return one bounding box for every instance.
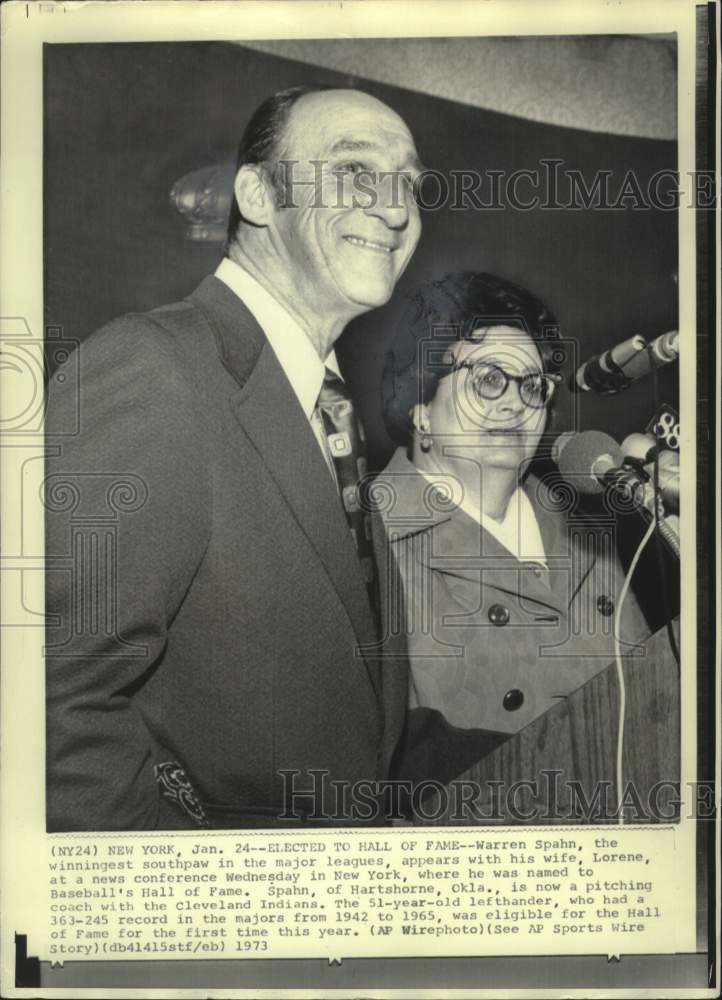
[572,331,679,395]
[553,430,680,556]
[572,335,646,394]
[552,430,626,495]
[647,449,680,512]
[621,433,679,511]
[620,432,659,464]
[620,330,679,381]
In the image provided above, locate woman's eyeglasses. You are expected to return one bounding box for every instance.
[449,361,562,409]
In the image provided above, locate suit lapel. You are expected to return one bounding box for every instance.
[188,276,380,687]
[232,347,379,652]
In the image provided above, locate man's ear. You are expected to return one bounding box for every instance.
[233,164,274,227]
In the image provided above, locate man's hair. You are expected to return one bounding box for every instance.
[382,271,566,446]
[224,84,334,252]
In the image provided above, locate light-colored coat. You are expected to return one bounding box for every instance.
[373,448,649,784]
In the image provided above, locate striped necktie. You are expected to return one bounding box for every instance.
[316,369,380,632]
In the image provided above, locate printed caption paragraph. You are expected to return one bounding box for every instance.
[43,830,685,962]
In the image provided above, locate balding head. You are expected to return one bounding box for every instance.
[227,85,423,351]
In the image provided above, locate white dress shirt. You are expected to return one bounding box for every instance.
[418,467,548,567]
[215,257,340,479]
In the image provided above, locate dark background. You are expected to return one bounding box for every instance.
[44,41,680,623]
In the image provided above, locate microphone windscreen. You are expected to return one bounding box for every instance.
[550,431,576,465]
[553,430,623,495]
[621,432,658,463]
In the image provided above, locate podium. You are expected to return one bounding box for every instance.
[410,622,680,826]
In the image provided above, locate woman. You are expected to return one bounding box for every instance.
[374,272,649,787]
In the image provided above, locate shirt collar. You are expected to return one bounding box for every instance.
[379,448,547,567]
[416,466,547,567]
[215,257,341,420]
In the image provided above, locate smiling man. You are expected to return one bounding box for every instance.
[224,88,422,358]
[45,86,422,831]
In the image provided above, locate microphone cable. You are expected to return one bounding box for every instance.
[615,345,680,824]
[649,344,681,666]
[614,515,657,825]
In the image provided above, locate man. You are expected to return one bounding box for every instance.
[45,86,423,830]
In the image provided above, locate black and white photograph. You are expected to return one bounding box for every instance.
[42,29,684,833]
[0,0,717,995]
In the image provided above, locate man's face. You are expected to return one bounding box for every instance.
[266,90,422,320]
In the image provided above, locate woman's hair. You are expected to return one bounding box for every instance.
[382,271,566,446]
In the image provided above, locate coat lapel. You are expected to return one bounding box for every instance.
[188,276,380,686]
[378,451,597,618]
[426,509,567,617]
[525,475,598,610]
[370,512,411,771]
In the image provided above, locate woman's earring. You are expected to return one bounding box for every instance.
[411,406,432,453]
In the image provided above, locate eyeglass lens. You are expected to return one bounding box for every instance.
[470,364,552,408]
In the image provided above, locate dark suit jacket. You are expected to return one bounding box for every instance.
[45,275,408,831]
[372,448,650,787]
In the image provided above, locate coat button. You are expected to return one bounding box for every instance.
[597,595,615,617]
[503,689,524,711]
[488,603,510,626]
